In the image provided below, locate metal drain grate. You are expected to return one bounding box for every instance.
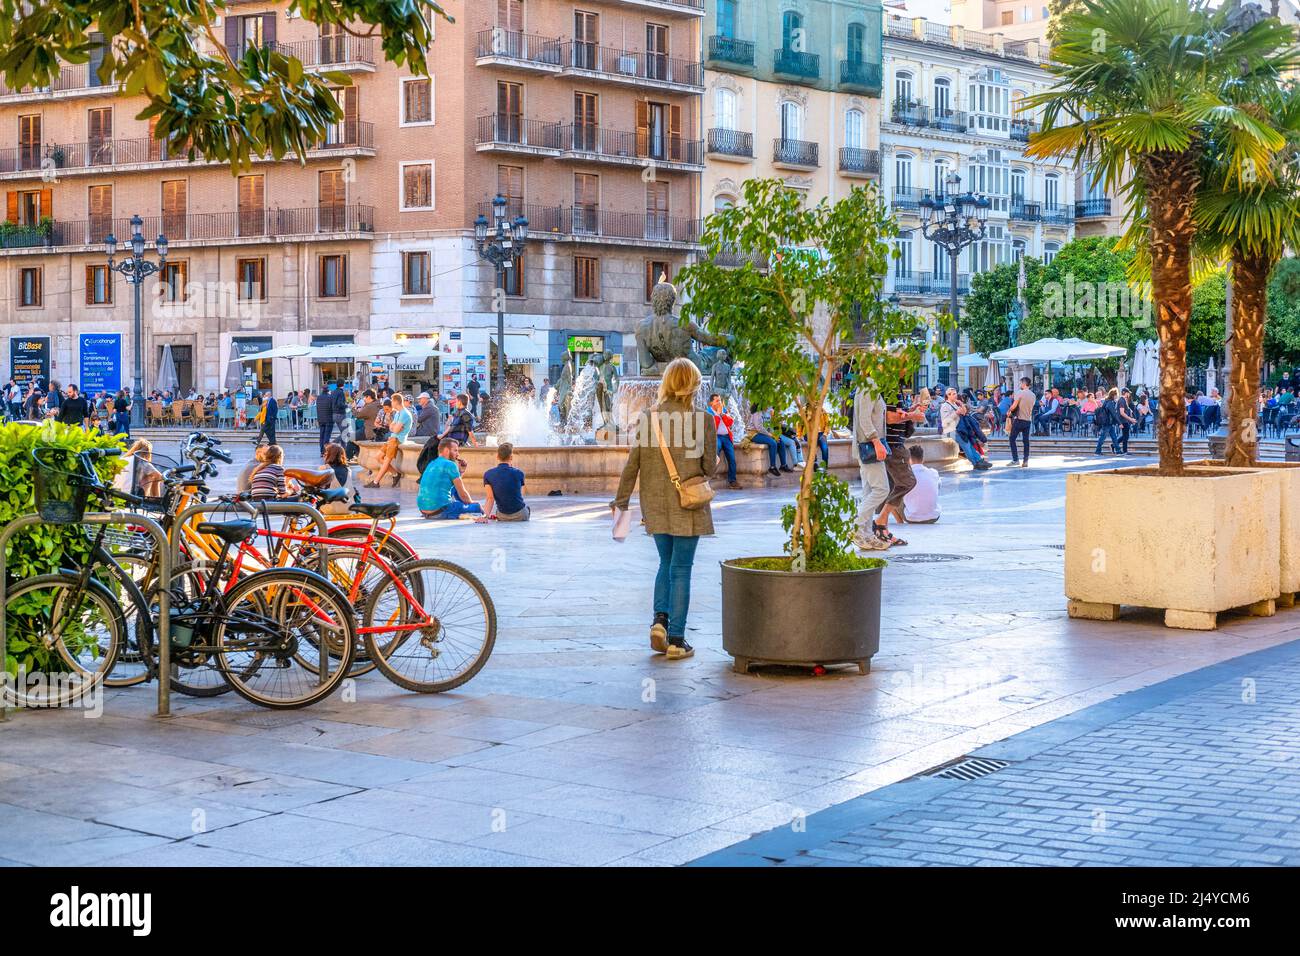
[887,553,973,563]
[924,756,1010,781]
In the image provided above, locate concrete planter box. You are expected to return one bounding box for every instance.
[1189,460,1300,600]
[720,559,882,674]
[1065,467,1280,630]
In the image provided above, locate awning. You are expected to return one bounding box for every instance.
[240,344,313,360]
[991,337,1126,363]
[307,343,408,361]
[490,333,547,364]
[957,352,990,369]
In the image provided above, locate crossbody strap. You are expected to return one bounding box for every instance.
[649,412,682,488]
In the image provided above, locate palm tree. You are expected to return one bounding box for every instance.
[1197,82,1300,466]
[1024,0,1295,475]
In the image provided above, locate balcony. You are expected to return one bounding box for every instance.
[891,101,930,127]
[1010,199,1042,222]
[708,35,756,69]
[1042,203,1074,225]
[475,115,563,155]
[558,124,703,169]
[0,62,113,101]
[839,59,882,94]
[773,138,819,169]
[891,187,930,210]
[230,36,376,72]
[0,124,375,178]
[480,202,700,248]
[0,205,375,253]
[1010,119,1039,143]
[714,247,768,270]
[838,147,880,177]
[562,42,703,91]
[475,30,563,73]
[707,128,754,161]
[1075,197,1112,218]
[893,272,971,297]
[773,48,820,83]
[929,109,968,134]
[604,0,705,16]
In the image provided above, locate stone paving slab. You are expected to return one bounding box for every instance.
[691,638,1300,866]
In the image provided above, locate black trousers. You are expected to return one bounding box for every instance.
[260,422,277,447]
[1009,418,1031,462]
[318,420,335,453]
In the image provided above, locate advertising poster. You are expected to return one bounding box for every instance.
[467,355,487,393]
[9,336,49,389]
[441,359,463,398]
[78,333,123,393]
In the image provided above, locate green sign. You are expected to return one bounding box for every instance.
[567,336,604,353]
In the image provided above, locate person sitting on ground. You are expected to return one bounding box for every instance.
[418,438,483,519]
[901,444,940,524]
[479,442,530,522]
[248,444,292,500]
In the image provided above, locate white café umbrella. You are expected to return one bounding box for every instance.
[1117,357,1128,389]
[1206,355,1217,394]
[990,336,1127,363]
[224,342,245,390]
[157,344,180,394]
[984,357,1002,390]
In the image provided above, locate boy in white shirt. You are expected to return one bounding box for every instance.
[901,444,940,524]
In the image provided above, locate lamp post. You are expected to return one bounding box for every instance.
[920,172,989,388]
[474,194,529,395]
[106,215,167,427]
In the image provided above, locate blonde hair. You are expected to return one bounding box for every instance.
[126,438,152,459]
[657,357,701,404]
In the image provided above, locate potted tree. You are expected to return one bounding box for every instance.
[1026,0,1295,628]
[677,178,935,673]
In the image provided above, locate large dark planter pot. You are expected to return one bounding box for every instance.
[720,558,882,675]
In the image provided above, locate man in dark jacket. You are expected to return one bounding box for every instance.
[258,390,278,447]
[57,384,90,428]
[318,383,340,453]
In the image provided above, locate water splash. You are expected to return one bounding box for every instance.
[562,363,599,441]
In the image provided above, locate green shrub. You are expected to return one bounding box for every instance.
[1,421,124,675]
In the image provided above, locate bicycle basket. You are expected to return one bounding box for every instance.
[32,447,96,524]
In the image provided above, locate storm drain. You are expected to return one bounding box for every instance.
[923,756,1010,781]
[887,553,973,564]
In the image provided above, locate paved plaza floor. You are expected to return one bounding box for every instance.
[3,446,1299,866]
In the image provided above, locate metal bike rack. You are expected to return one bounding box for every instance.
[0,512,172,722]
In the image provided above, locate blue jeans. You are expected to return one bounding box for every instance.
[1095,424,1120,454]
[429,499,484,519]
[816,432,829,466]
[717,434,737,482]
[780,434,799,464]
[653,534,700,638]
[751,432,787,468]
[952,431,984,465]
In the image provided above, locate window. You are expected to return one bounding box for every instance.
[894,234,913,278]
[498,164,524,218]
[895,152,913,193]
[318,254,348,298]
[1001,10,1014,25]
[847,23,865,63]
[87,107,112,164]
[1012,239,1027,263]
[780,100,803,141]
[9,188,51,225]
[19,267,41,307]
[933,158,950,196]
[319,21,346,64]
[782,11,802,51]
[968,149,1011,213]
[934,77,951,116]
[499,0,524,32]
[895,70,913,106]
[574,91,598,150]
[402,77,433,125]
[161,260,188,302]
[400,162,434,210]
[718,0,737,39]
[646,180,669,241]
[845,108,864,150]
[403,251,431,295]
[497,81,522,142]
[968,74,1011,134]
[162,180,187,239]
[237,174,265,236]
[1043,241,1060,264]
[18,114,39,170]
[574,256,600,300]
[1044,172,1060,209]
[319,168,347,230]
[646,23,669,81]
[714,194,735,213]
[646,260,671,301]
[85,264,112,305]
[573,10,599,69]
[574,172,599,234]
[503,250,524,296]
[87,184,112,242]
[715,87,737,130]
[237,257,266,301]
[968,223,1010,274]
[1011,168,1026,201]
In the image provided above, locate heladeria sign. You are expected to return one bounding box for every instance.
[79,333,123,393]
[9,336,49,388]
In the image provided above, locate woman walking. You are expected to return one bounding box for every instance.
[611,358,716,660]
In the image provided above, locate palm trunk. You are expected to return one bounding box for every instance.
[1225,248,1273,467]
[1141,150,1200,476]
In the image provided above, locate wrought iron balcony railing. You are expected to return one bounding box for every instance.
[773,138,819,167]
[475,30,564,66]
[1075,197,1112,218]
[478,202,701,245]
[563,41,703,87]
[840,59,882,92]
[708,35,755,67]
[838,147,880,175]
[708,128,753,158]
[773,47,820,80]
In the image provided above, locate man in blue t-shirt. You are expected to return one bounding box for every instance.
[418,438,483,519]
[481,442,529,522]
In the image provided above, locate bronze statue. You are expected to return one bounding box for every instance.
[592,350,619,427]
[635,277,727,375]
[555,351,575,423]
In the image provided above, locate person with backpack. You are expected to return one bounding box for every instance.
[1117,387,1138,453]
[1094,387,1123,455]
[439,393,477,447]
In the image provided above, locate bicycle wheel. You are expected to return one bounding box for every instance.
[362,559,496,693]
[213,567,356,709]
[154,561,234,698]
[314,545,390,677]
[3,573,122,707]
[325,524,420,566]
[97,551,155,688]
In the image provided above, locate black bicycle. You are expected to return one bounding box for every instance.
[4,445,357,709]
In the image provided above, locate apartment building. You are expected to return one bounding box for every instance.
[0,0,706,396]
[880,13,1075,386]
[702,0,884,216]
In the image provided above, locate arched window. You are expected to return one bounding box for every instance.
[715,87,737,130]
[895,70,913,106]
[1011,167,1026,200]
[934,77,952,117]
[780,100,803,141]
[715,194,736,213]
[782,11,803,51]
[895,233,913,278]
[895,152,913,194]
[1043,241,1059,264]
[717,0,738,39]
[845,108,864,149]
[933,157,950,196]
[847,22,865,63]
[1012,238,1027,262]
[1044,172,1060,209]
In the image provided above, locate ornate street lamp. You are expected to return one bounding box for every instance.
[921,172,989,387]
[474,194,529,394]
[107,214,168,427]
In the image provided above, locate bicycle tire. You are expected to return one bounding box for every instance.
[154,561,235,698]
[213,567,357,709]
[3,572,123,707]
[362,558,496,693]
[96,550,155,688]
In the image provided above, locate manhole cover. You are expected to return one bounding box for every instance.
[888,553,973,563]
[923,756,1010,781]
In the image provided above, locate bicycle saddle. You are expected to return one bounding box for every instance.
[196,519,258,544]
[351,502,401,520]
[315,487,349,505]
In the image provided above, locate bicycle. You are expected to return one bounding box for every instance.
[5,444,358,709]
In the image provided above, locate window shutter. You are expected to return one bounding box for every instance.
[635,101,649,157]
[339,255,348,296]
[85,265,94,305]
[225,16,238,54]
[88,33,106,86]
[6,191,18,223]
[669,105,682,162]
[342,86,358,140]
[149,117,161,161]
[263,13,277,48]
[39,188,52,219]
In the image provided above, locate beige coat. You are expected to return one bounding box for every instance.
[612,399,716,537]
